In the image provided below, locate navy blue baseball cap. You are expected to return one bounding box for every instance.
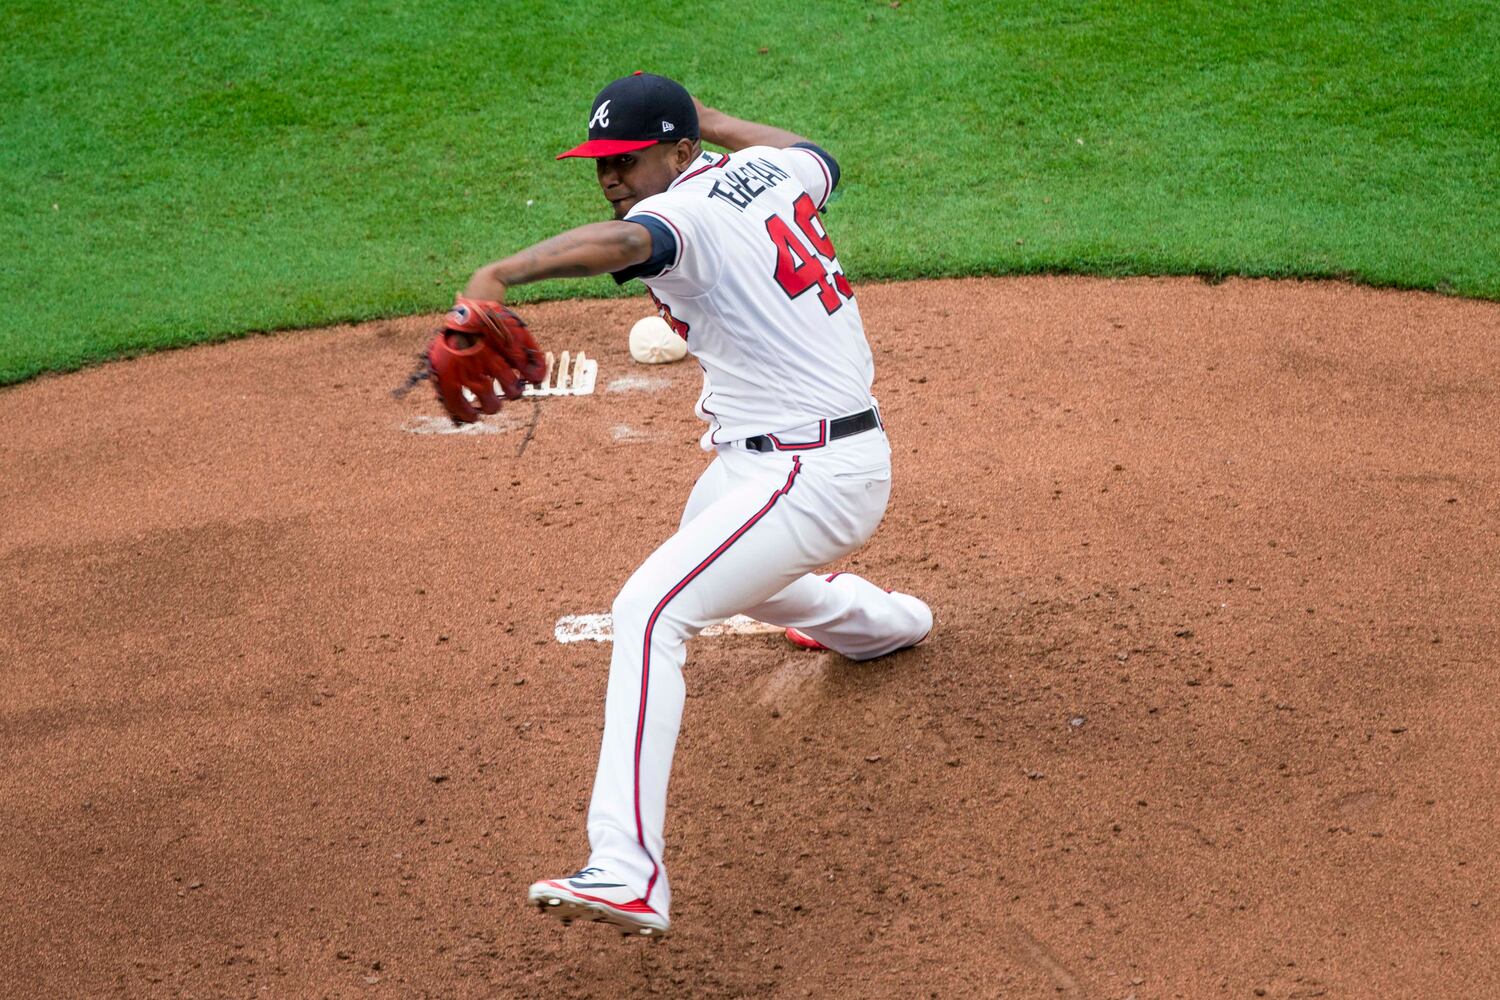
[556,72,698,159]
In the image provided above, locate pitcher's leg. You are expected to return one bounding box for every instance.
[747,572,933,661]
[585,458,815,917]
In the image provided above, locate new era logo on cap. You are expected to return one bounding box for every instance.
[556,73,699,159]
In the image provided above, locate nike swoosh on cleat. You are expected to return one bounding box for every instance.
[567,881,626,889]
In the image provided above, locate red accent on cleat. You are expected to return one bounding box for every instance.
[539,882,660,916]
[785,626,828,651]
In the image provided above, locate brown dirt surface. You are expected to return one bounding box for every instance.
[2,276,1497,999]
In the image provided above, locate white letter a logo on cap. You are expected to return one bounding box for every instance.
[589,100,611,129]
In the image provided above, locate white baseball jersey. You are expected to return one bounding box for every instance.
[617,145,876,448]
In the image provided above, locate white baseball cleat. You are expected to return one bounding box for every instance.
[527,866,670,938]
[785,624,933,654]
[786,589,934,656]
[780,578,930,656]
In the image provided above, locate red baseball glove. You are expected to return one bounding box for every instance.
[427,297,547,423]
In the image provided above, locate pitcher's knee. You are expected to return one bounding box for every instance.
[611,583,693,644]
[611,586,654,634]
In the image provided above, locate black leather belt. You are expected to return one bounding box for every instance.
[741,408,881,453]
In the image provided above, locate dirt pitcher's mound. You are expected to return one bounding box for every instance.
[1,277,1497,999]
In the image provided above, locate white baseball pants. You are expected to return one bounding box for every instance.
[583,430,932,918]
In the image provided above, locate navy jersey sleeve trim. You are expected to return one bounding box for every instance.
[611,215,680,285]
[790,141,841,195]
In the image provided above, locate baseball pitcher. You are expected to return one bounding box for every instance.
[425,72,933,938]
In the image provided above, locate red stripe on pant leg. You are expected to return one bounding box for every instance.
[632,457,802,904]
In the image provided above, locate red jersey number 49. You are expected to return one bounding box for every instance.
[765,193,853,315]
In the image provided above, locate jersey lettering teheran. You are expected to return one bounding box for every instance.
[620,145,875,449]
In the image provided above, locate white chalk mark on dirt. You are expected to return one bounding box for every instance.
[611,424,658,443]
[401,412,530,435]
[606,374,671,393]
[556,613,783,644]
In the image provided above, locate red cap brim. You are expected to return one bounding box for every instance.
[555,138,658,160]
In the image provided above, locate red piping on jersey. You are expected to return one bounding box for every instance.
[789,146,833,209]
[671,153,730,189]
[767,420,828,451]
[632,457,803,904]
[698,361,722,445]
[632,209,685,274]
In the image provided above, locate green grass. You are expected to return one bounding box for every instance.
[3,0,1497,384]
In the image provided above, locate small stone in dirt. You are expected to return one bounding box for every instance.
[364,975,381,984]
[1174,629,1194,638]
[336,950,352,960]
[429,774,449,784]
[1069,716,1086,727]
[187,880,203,890]
[1027,771,1045,780]
[513,678,526,686]
[865,754,882,763]
[946,757,962,767]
